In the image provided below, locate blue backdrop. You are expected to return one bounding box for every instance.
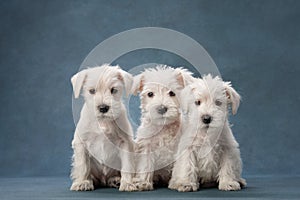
[0,0,299,177]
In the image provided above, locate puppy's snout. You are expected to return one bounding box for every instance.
[157,105,168,115]
[202,114,212,124]
[98,104,110,113]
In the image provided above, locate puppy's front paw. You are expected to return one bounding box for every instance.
[70,180,94,191]
[119,181,137,192]
[107,176,121,188]
[168,183,198,192]
[135,181,153,191]
[239,178,247,187]
[218,180,241,191]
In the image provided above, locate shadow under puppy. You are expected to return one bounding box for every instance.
[169,74,246,192]
[132,65,193,191]
[70,64,136,191]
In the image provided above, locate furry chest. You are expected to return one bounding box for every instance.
[194,145,220,183]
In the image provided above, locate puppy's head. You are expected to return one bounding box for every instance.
[71,64,133,120]
[132,65,193,125]
[181,74,240,130]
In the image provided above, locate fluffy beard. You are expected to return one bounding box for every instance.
[142,105,180,126]
[85,100,123,122]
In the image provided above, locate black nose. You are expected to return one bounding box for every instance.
[98,104,110,113]
[202,115,212,124]
[157,105,168,115]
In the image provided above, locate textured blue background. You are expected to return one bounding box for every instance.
[0,0,299,177]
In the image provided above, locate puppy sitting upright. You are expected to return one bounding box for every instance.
[70,64,136,191]
[169,74,246,192]
[132,65,193,191]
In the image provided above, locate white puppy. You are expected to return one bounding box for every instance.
[70,64,136,191]
[132,65,193,191]
[169,74,246,192]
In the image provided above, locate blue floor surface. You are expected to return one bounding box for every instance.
[0,176,299,199]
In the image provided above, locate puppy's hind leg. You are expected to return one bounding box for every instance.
[107,176,121,188]
[168,149,199,192]
[70,142,94,191]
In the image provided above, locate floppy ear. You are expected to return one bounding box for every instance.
[131,74,144,95]
[180,86,192,115]
[117,69,133,97]
[71,70,87,98]
[224,82,240,115]
[174,68,194,88]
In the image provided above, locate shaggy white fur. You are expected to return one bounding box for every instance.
[132,65,193,191]
[169,74,246,192]
[70,64,136,192]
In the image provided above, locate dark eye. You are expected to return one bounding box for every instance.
[111,88,118,94]
[89,88,96,94]
[147,92,154,97]
[195,100,201,106]
[169,91,176,97]
[215,100,222,106]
